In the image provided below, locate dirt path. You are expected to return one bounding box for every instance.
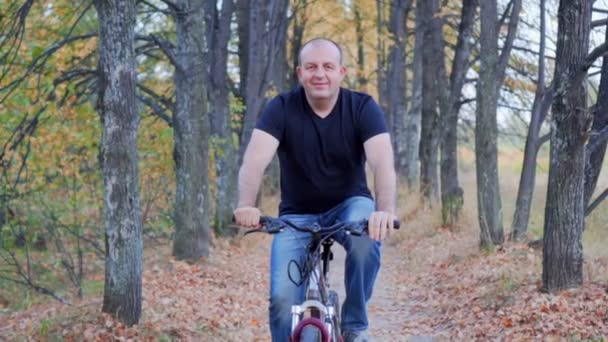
[330,241,436,342]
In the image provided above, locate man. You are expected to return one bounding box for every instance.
[234,38,397,342]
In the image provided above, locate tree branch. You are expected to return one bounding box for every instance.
[586,187,608,216]
[592,18,608,28]
[137,94,173,126]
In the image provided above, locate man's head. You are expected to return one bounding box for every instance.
[296,38,346,103]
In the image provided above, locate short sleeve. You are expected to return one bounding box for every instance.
[358,97,388,142]
[255,95,285,142]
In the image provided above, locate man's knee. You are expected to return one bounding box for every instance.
[340,196,375,222]
[348,235,380,265]
[269,293,293,322]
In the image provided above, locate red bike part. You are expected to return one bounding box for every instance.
[290,317,332,342]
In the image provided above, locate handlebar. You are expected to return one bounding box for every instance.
[243,216,401,236]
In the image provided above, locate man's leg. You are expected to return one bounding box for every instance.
[269,214,318,342]
[322,196,379,333]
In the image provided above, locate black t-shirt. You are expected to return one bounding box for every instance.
[255,86,388,215]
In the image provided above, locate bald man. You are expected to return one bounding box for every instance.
[234,38,397,342]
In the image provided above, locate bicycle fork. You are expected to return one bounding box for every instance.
[291,267,337,338]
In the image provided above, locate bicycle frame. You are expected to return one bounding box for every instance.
[243,216,399,342]
[290,237,338,340]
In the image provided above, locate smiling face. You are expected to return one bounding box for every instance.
[296,40,346,103]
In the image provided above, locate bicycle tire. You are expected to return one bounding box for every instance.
[291,317,330,342]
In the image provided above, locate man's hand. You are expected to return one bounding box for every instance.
[233,206,262,228]
[367,211,397,241]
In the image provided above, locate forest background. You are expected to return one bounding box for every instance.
[1,0,608,340]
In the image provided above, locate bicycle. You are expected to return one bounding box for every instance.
[244,216,400,342]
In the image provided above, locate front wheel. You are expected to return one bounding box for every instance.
[291,317,330,342]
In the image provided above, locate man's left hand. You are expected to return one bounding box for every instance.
[367,211,397,241]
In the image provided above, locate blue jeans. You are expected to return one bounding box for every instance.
[269,196,381,341]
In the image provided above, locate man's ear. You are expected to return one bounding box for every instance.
[296,66,302,80]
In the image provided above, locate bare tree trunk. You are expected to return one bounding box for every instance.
[512,0,550,240]
[353,0,367,91]
[476,0,521,247]
[95,0,143,326]
[266,0,290,196]
[584,25,608,215]
[419,0,441,202]
[440,0,476,226]
[376,0,388,114]
[172,0,211,260]
[386,0,412,181]
[543,0,593,293]
[405,4,423,189]
[288,0,308,88]
[477,0,503,246]
[206,0,238,236]
[238,0,289,161]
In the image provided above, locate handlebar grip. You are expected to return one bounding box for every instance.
[393,220,401,229]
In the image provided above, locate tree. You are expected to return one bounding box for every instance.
[418,0,442,202]
[205,0,238,236]
[439,0,477,226]
[511,0,553,241]
[584,21,608,217]
[172,0,212,260]
[542,0,608,292]
[476,0,521,247]
[94,0,143,326]
[383,0,414,184]
[237,0,290,161]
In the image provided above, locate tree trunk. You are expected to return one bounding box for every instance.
[476,0,523,247]
[583,25,608,214]
[206,0,238,237]
[95,0,143,326]
[172,0,211,260]
[419,0,441,202]
[542,0,592,293]
[404,3,423,189]
[376,0,388,115]
[387,0,412,182]
[512,0,550,240]
[353,0,367,91]
[439,0,476,226]
[238,0,289,161]
[266,0,290,196]
[288,0,308,88]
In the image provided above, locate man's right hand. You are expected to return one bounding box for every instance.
[233,206,262,228]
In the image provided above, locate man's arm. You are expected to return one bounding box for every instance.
[234,129,279,226]
[238,129,280,206]
[364,133,397,239]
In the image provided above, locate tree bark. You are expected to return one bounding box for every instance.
[584,25,608,215]
[353,0,367,91]
[95,0,143,326]
[172,0,212,260]
[238,0,289,161]
[476,0,521,247]
[386,0,412,182]
[405,2,423,188]
[205,0,238,236]
[419,0,441,202]
[542,0,592,293]
[440,0,477,226]
[288,0,308,88]
[512,0,550,241]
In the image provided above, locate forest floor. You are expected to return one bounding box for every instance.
[2,204,608,341]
